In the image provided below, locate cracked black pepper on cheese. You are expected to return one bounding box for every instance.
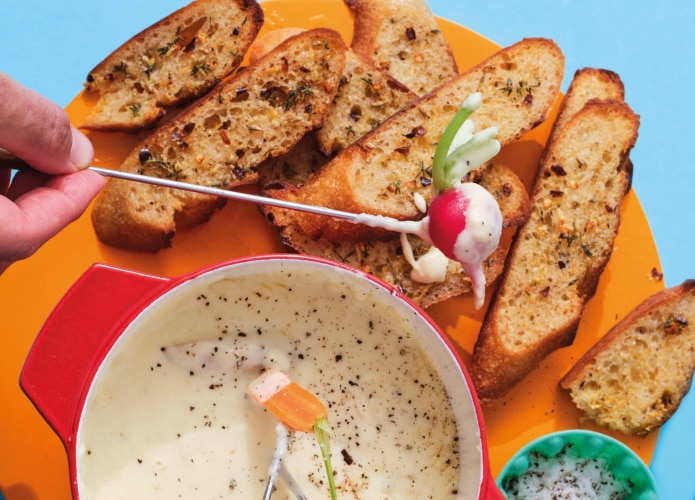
[76,266,462,498]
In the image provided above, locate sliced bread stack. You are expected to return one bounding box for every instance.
[248,27,420,158]
[255,0,459,190]
[261,38,565,306]
[91,28,347,252]
[263,37,564,245]
[470,68,640,405]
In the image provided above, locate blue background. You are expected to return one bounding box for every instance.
[2,0,693,497]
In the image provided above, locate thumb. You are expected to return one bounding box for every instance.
[0,71,93,175]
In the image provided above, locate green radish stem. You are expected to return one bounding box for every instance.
[314,417,337,500]
[440,127,501,190]
[432,92,482,193]
[432,92,502,194]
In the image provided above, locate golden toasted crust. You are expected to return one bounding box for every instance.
[246,27,306,65]
[82,0,264,132]
[248,28,419,156]
[268,37,564,243]
[345,0,458,95]
[261,160,530,308]
[480,162,532,228]
[547,68,625,146]
[561,280,695,436]
[471,98,640,406]
[91,28,347,252]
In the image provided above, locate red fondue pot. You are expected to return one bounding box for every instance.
[21,254,503,499]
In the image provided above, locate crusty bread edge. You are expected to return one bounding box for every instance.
[546,67,625,145]
[560,279,695,435]
[471,99,640,406]
[560,279,695,388]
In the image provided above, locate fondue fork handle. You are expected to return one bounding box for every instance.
[87,166,361,221]
[4,153,426,236]
[0,149,360,223]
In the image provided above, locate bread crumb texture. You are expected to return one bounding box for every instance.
[562,280,695,436]
[91,28,347,252]
[83,0,264,131]
[346,0,458,95]
[497,102,638,351]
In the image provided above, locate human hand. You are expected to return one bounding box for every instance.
[0,72,106,274]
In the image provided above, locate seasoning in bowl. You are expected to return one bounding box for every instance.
[502,443,629,499]
[497,430,658,500]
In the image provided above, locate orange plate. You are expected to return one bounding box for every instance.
[0,0,664,497]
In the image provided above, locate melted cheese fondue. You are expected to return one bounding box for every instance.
[76,261,472,498]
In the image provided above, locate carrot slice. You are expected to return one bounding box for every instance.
[248,370,327,432]
[248,370,337,499]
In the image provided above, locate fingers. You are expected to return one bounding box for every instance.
[0,73,103,274]
[4,170,50,201]
[0,170,106,266]
[0,169,9,197]
[0,72,94,175]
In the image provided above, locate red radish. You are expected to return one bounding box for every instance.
[352,92,503,308]
[426,182,502,266]
[422,182,502,308]
[352,181,502,309]
[427,187,469,261]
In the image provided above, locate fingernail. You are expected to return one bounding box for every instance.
[69,127,94,170]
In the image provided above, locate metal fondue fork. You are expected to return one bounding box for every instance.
[262,422,309,500]
[263,463,308,500]
[0,149,360,223]
[2,151,428,239]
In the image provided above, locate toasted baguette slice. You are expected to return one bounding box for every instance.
[470,99,640,406]
[470,68,632,406]
[345,0,458,95]
[547,68,625,145]
[82,0,264,132]
[316,50,418,155]
[248,28,419,156]
[561,280,695,436]
[262,160,530,307]
[269,38,563,243]
[91,28,347,252]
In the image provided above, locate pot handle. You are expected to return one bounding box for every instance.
[482,464,507,499]
[483,479,506,499]
[20,263,167,443]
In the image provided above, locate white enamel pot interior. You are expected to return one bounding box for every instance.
[21,254,501,499]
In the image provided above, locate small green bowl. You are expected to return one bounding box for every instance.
[497,430,658,499]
